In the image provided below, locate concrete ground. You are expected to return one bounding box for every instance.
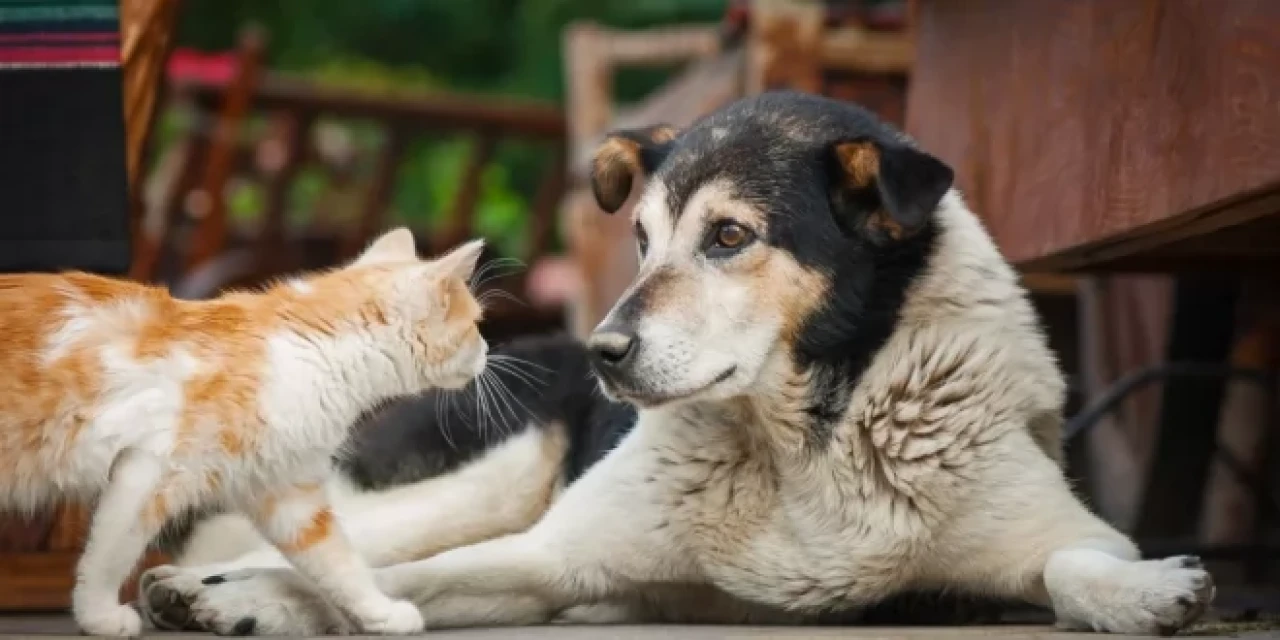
[3,615,1280,639]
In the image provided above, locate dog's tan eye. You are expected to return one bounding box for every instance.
[705,221,755,259]
[715,223,750,249]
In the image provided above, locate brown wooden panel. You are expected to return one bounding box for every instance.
[906,0,1280,268]
[0,551,166,611]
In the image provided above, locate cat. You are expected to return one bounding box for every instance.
[0,227,487,636]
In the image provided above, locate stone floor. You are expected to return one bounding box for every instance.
[3,615,1280,639]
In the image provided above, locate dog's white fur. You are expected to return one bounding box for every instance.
[139,193,1213,635]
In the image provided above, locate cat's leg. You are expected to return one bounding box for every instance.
[72,448,165,636]
[928,436,1214,635]
[141,425,566,631]
[141,438,702,633]
[246,480,423,634]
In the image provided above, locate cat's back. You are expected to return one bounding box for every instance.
[0,272,176,504]
[0,271,166,372]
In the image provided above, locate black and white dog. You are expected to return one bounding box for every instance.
[140,93,1213,635]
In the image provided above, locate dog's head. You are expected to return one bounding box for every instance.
[585,92,954,411]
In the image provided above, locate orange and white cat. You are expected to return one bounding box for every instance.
[0,228,487,636]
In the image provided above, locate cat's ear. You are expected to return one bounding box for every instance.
[431,238,485,282]
[354,227,417,266]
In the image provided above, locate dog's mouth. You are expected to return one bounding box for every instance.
[607,366,737,408]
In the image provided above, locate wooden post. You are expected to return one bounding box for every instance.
[525,146,567,264]
[256,111,312,271]
[1201,279,1280,564]
[435,133,498,254]
[184,26,266,272]
[344,128,408,259]
[747,0,823,94]
[120,0,182,281]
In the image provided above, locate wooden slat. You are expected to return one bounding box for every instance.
[525,147,568,264]
[344,129,409,259]
[184,28,266,272]
[257,111,313,270]
[820,23,913,74]
[181,75,565,140]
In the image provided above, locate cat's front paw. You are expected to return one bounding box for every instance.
[75,602,142,637]
[352,598,424,635]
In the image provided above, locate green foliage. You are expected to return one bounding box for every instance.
[172,0,728,255]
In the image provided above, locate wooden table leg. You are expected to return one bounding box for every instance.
[1135,277,1241,540]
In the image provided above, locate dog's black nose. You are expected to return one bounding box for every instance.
[588,328,636,366]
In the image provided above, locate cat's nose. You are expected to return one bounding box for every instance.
[587,327,637,368]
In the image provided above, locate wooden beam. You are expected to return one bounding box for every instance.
[182,75,565,140]
[820,24,913,74]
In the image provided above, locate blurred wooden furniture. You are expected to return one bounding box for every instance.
[130,27,266,282]
[906,0,1280,560]
[135,54,568,341]
[0,0,179,610]
[742,0,911,122]
[120,0,181,233]
[907,0,1280,273]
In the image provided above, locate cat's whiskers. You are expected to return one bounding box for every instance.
[487,372,535,436]
[474,370,496,440]
[468,258,524,294]
[487,357,547,391]
[432,389,457,450]
[476,288,526,310]
[486,370,523,436]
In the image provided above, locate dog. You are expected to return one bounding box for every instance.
[138,92,1214,635]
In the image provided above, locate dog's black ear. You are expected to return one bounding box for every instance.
[827,139,954,244]
[590,124,680,214]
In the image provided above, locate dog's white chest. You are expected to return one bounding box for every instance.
[637,423,919,612]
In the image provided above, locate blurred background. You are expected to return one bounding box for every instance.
[2,0,1279,627]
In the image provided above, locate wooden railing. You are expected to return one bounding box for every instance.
[133,41,567,324]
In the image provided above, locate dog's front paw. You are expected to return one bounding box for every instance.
[1055,555,1214,635]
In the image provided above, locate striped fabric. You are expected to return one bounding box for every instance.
[0,0,120,69]
[0,0,131,275]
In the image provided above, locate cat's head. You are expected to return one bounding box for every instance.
[344,228,488,391]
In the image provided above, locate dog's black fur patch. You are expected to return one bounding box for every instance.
[338,334,630,490]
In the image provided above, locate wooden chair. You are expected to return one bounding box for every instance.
[0,0,182,610]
